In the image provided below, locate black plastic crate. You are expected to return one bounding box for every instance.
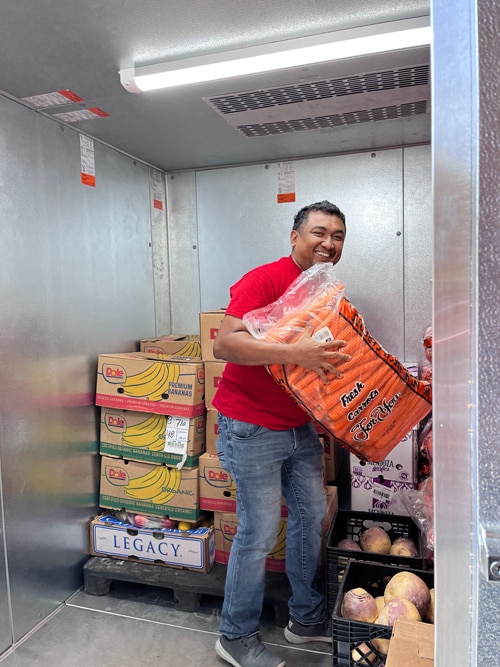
[332,560,434,667]
[327,509,425,616]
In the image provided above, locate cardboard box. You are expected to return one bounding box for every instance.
[204,361,226,410]
[90,514,215,573]
[214,511,288,572]
[199,452,236,512]
[320,432,342,481]
[199,452,290,514]
[350,472,416,515]
[205,408,219,455]
[100,408,205,468]
[95,352,205,417]
[140,334,201,360]
[214,486,338,573]
[350,429,418,483]
[199,309,226,362]
[386,619,434,666]
[99,456,201,521]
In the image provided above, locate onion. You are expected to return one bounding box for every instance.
[372,637,391,655]
[389,537,418,557]
[337,538,362,551]
[384,571,431,618]
[425,588,435,623]
[351,642,377,665]
[359,526,392,554]
[341,587,378,622]
[376,598,421,625]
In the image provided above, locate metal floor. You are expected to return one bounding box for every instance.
[0,579,332,666]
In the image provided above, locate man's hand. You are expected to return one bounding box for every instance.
[291,325,351,382]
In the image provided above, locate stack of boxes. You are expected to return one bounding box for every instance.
[91,336,215,572]
[198,309,339,573]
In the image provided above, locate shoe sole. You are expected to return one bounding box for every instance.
[283,626,332,645]
[215,639,241,667]
[215,638,286,667]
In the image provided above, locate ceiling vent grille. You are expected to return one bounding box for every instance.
[205,65,430,137]
[239,101,428,137]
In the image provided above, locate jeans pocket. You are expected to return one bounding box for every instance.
[228,418,264,440]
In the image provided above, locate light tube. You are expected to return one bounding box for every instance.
[120,17,431,93]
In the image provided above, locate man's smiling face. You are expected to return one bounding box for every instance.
[290,210,346,270]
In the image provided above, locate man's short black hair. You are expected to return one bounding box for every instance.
[292,200,346,232]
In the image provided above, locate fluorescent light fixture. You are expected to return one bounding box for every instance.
[120,17,431,93]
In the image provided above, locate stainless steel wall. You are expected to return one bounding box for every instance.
[0,95,157,646]
[433,0,500,664]
[167,146,431,366]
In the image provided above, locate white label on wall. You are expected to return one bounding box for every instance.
[277,161,296,203]
[80,134,95,187]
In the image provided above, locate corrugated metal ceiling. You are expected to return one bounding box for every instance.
[0,0,430,171]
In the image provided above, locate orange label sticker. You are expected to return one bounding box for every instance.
[87,107,111,118]
[277,193,296,203]
[153,199,163,210]
[58,90,85,103]
[81,173,96,187]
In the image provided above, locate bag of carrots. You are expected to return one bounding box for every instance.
[243,264,432,462]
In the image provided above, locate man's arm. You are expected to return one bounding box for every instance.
[213,314,351,381]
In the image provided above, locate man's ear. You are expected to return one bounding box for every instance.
[290,229,299,247]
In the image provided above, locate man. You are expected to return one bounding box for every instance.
[213,201,350,667]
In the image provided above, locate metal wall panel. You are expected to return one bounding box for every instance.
[432,0,477,663]
[0,477,12,653]
[165,172,201,335]
[403,145,433,367]
[192,148,430,361]
[476,0,500,662]
[0,96,156,644]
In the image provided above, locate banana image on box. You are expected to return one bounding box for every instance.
[124,465,182,504]
[121,413,167,451]
[96,353,206,417]
[120,362,180,401]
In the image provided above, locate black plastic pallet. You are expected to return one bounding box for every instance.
[83,557,291,627]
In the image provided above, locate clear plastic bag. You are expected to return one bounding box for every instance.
[399,477,434,554]
[243,263,345,340]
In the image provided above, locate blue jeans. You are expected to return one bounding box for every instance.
[216,414,327,639]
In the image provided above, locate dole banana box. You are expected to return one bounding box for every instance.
[214,486,337,574]
[199,309,226,362]
[140,334,202,361]
[96,352,205,417]
[100,408,206,468]
[198,452,236,512]
[204,361,226,410]
[214,511,288,573]
[90,514,215,573]
[99,455,201,521]
[199,452,289,515]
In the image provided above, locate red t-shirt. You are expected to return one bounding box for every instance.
[212,255,311,430]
